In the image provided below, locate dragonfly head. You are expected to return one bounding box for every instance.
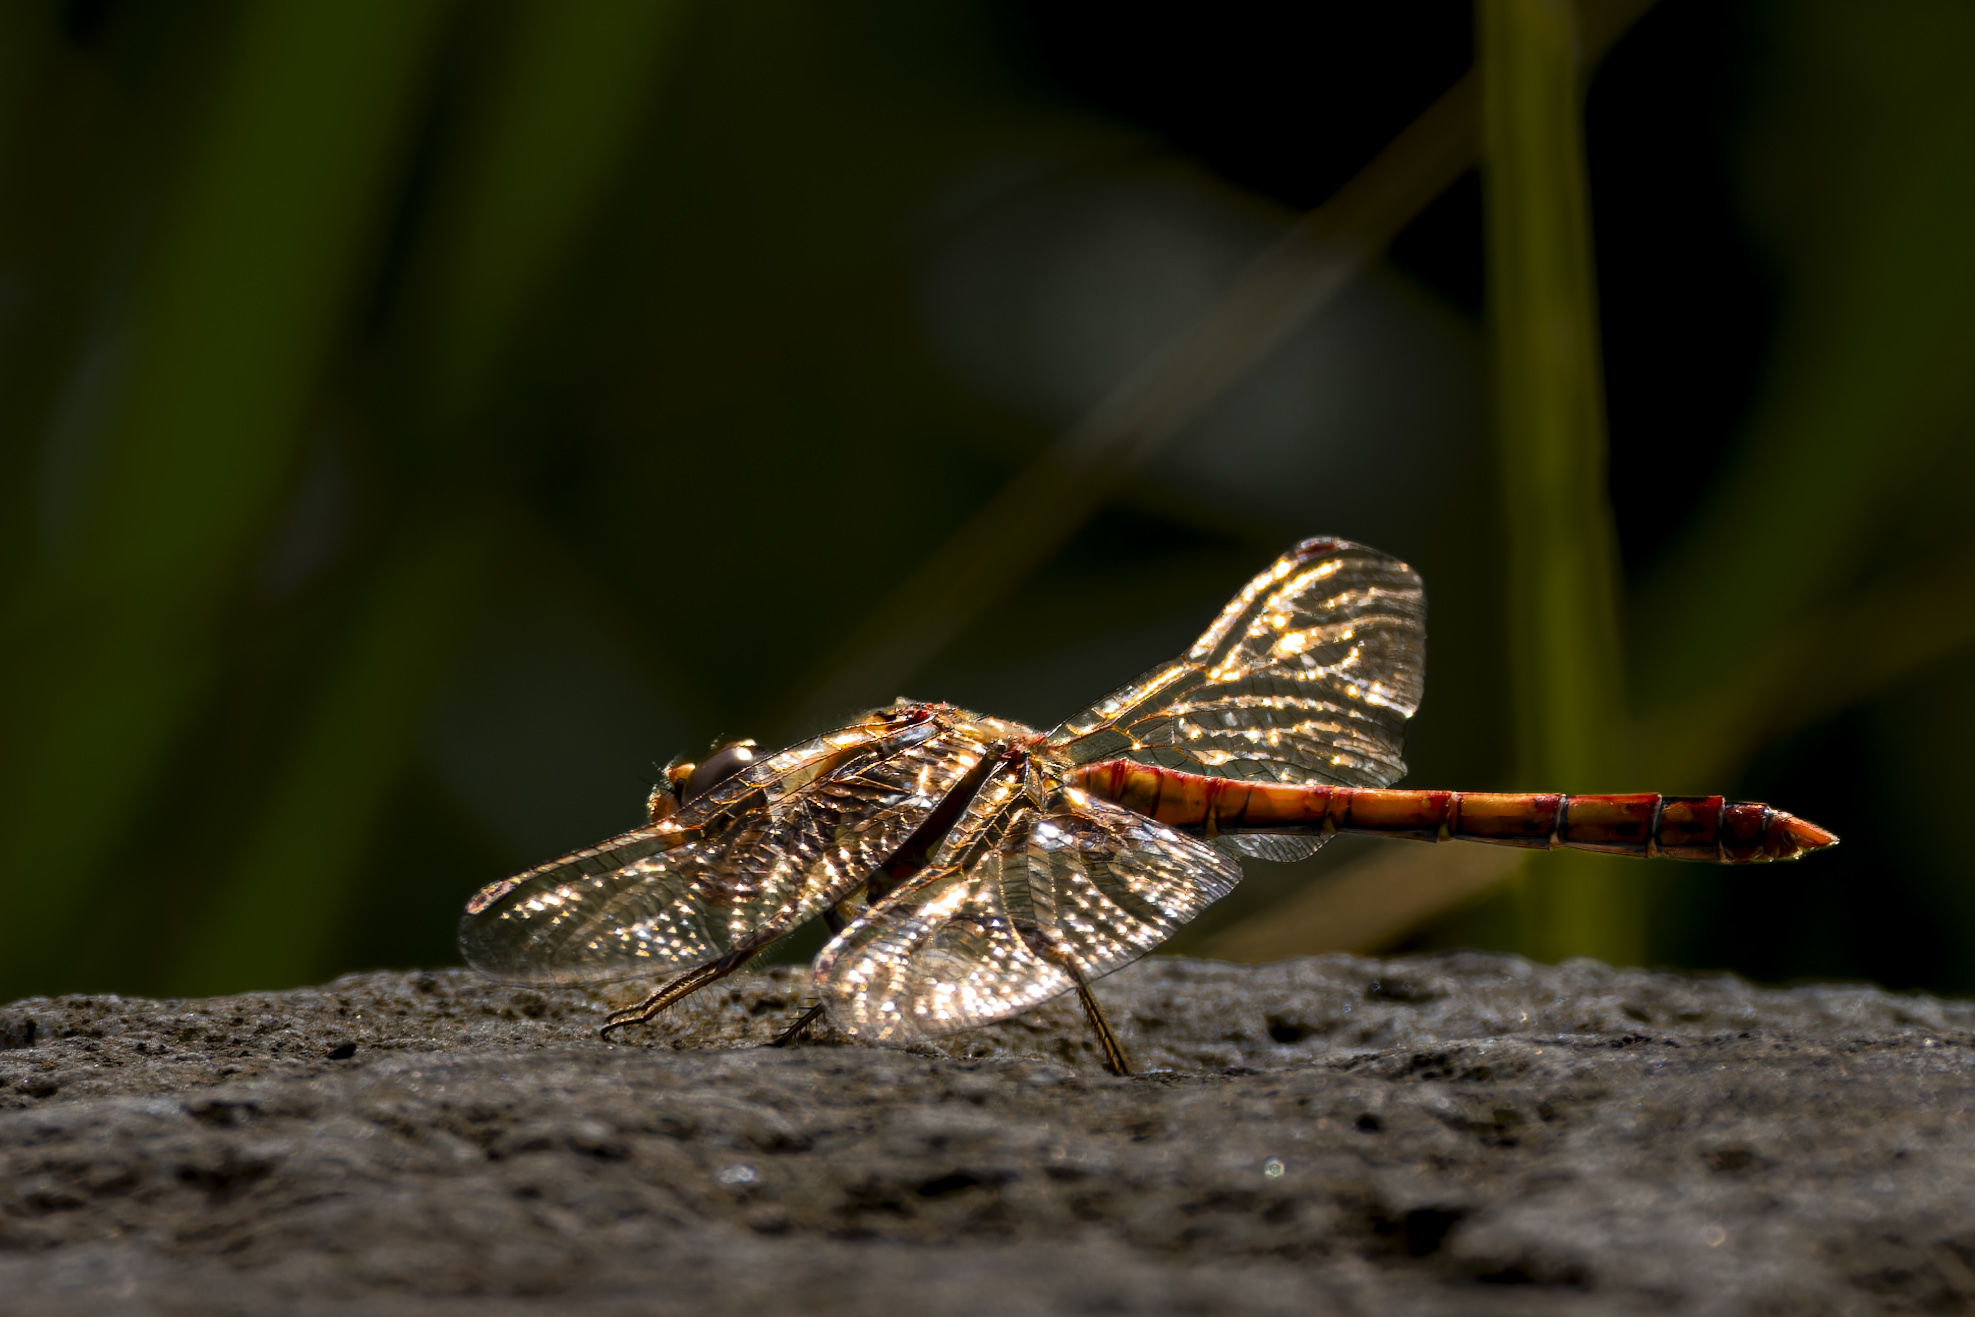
[685,740,762,800]
[648,739,763,824]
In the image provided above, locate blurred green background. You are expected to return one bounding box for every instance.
[3,0,1974,1003]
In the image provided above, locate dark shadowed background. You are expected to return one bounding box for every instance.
[2,0,1972,1003]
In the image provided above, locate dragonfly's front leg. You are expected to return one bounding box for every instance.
[599,947,757,1041]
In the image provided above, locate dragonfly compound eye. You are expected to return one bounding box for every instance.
[684,741,759,801]
[646,759,697,823]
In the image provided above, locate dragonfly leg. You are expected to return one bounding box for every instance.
[599,949,755,1041]
[1027,937,1133,1076]
[1070,973,1133,1078]
[767,1002,828,1049]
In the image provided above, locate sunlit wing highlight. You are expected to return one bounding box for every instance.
[1044,537,1426,862]
[459,706,1031,984]
[815,763,1243,1040]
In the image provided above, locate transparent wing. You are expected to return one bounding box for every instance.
[1044,537,1426,862]
[458,706,1022,985]
[814,764,1243,1041]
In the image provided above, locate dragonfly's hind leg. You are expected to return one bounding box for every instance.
[599,949,755,1041]
[767,1002,827,1049]
[1070,972,1133,1077]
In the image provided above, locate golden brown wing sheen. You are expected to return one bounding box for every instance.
[1043,537,1426,861]
[814,762,1243,1041]
[458,705,1022,984]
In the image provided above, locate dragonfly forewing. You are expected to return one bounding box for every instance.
[458,705,1025,984]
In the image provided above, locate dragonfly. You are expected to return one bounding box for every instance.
[459,537,1837,1074]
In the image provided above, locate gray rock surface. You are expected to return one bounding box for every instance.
[3,953,1974,1315]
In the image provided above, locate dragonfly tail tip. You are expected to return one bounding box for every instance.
[1773,812,1840,860]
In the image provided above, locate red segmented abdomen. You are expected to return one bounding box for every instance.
[1062,761,1839,865]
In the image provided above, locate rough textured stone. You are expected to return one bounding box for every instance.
[2,953,1973,1315]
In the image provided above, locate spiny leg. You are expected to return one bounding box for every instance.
[600,949,755,1041]
[1071,972,1132,1077]
[767,906,849,1049]
[767,1002,828,1049]
[1031,939,1133,1076]
[762,896,865,1050]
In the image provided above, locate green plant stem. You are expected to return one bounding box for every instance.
[0,0,455,1002]
[1481,0,1637,964]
